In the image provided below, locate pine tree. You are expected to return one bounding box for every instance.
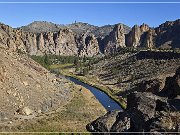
[44,55,51,66]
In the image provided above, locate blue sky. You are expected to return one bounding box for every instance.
[0,0,180,28]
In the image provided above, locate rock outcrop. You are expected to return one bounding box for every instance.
[103,24,126,54]
[87,67,180,133]
[1,19,180,56]
[102,19,180,55]
[155,19,180,48]
[38,29,78,56]
[0,23,100,56]
[126,24,150,48]
[161,67,180,99]
[86,110,120,132]
[78,33,100,56]
[143,29,156,48]
[133,79,164,94]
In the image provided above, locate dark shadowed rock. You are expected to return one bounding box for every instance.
[148,111,180,132]
[126,92,157,131]
[155,19,180,48]
[161,67,180,99]
[87,67,180,133]
[134,79,164,94]
[86,110,120,132]
[110,111,131,132]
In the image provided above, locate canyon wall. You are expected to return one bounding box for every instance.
[0,19,180,56]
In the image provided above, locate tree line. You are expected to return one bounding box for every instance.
[31,55,103,75]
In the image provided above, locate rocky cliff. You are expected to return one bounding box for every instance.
[0,23,100,56]
[102,20,180,54]
[155,19,180,48]
[126,24,150,48]
[0,19,180,56]
[103,24,126,54]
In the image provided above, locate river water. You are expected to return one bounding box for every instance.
[66,76,122,111]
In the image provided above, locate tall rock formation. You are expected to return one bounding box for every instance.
[126,23,149,48]
[33,29,78,55]
[1,19,180,56]
[143,29,156,48]
[103,24,126,54]
[78,33,100,57]
[0,23,98,56]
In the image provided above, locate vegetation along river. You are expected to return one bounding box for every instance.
[65,76,122,111]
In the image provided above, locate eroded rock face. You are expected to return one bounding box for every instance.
[143,29,156,48]
[126,24,150,48]
[1,20,180,56]
[0,23,98,57]
[87,67,180,133]
[56,29,78,55]
[104,24,126,54]
[126,25,141,47]
[155,19,180,48]
[78,33,100,57]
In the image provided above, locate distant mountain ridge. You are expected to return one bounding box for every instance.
[18,21,131,38]
[18,21,64,33]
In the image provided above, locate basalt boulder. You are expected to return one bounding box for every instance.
[161,67,180,99]
[86,110,120,133]
[87,67,180,133]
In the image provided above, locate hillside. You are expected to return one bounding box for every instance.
[90,50,180,96]
[0,48,106,132]
[60,50,180,103]
[0,48,71,119]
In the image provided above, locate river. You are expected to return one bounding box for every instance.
[66,76,122,111]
